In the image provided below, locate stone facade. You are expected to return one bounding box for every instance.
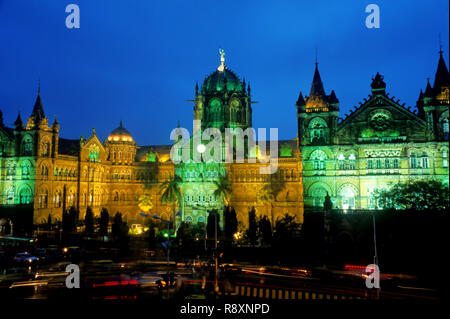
[0,52,448,227]
[298,54,449,211]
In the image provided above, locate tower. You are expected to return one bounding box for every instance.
[194,49,252,134]
[416,50,449,141]
[297,62,339,146]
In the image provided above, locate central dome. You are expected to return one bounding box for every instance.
[108,121,134,143]
[201,68,243,94]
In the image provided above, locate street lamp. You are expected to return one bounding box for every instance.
[151,212,180,266]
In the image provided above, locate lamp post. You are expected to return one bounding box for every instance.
[372,212,380,299]
[151,212,180,266]
[214,211,218,293]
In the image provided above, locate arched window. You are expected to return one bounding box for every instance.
[442,149,448,168]
[310,186,328,208]
[308,117,328,144]
[337,154,345,170]
[21,135,33,156]
[210,99,222,123]
[340,185,357,210]
[348,153,356,170]
[6,163,15,179]
[439,112,449,141]
[185,216,193,223]
[19,187,32,204]
[39,188,48,208]
[40,141,50,156]
[443,119,449,141]
[89,145,99,162]
[21,161,31,179]
[54,190,61,208]
[420,152,429,169]
[197,216,205,224]
[393,158,399,169]
[6,186,15,204]
[410,152,418,168]
[376,159,382,169]
[309,150,328,170]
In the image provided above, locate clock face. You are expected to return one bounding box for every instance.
[370,112,391,131]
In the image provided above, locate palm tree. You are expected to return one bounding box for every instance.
[257,176,285,229]
[159,174,182,233]
[213,172,232,208]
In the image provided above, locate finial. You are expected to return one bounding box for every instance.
[38,78,41,95]
[120,120,123,128]
[439,33,443,55]
[218,48,225,72]
[195,82,199,96]
[315,46,318,67]
[92,127,96,135]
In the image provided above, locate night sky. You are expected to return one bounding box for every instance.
[0,0,448,146]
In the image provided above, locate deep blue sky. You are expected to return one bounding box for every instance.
[0,0,448,145]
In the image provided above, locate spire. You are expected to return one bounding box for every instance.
[433,48,449,91]
[31,88,46,123]
[296,92,305,107]
[195,82,199,96]
[328,89,339,104]
[417,89,424,101]
[242,78,246,93]
[309,63,326,96]
[424,78,433,97]
[14,111,23,128]
[52,114,59,130]
[416,89,425,119]
[119,120,123,128]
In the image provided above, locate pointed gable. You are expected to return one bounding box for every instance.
[337,74,427,144]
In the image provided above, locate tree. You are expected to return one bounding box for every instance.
[112,212,123,240]
[207,209,221,240]
[99,207,109,235]
[84,206,94,233]
[213,172,232,208]
[247,207,257,245]
[63,206,78,233]
[257,176,286,228]
[224,206,238,241]
[159,174,182,231]
[374,179,449,211]
[273,214,301,244]
[258,215,272,246]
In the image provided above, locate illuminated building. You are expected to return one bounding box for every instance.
[298,52,449,210]
[0,52,302,227]
[0,50,448,227]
